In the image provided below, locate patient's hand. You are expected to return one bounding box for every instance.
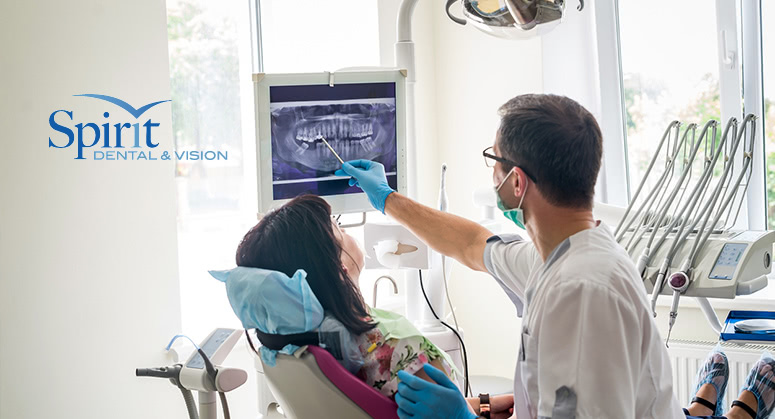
[413,361,513,418]
[491,394,514,419]
[413,359,447,384]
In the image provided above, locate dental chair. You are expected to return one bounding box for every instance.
[260,344,399,419]
[210,266,399,418]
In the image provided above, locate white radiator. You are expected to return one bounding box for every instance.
[668,339,775,411]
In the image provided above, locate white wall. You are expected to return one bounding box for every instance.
[377,0,442,206]
[370,0,445,314]
[0,1,183,418]
[376,0,542,380]
[428,0,543,379]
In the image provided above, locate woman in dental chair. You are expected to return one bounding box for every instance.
[234,194,459,400]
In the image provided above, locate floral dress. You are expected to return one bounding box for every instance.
[355,309,458,399]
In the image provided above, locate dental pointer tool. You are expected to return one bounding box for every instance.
[318,135,344,164]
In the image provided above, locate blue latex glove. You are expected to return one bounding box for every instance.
[395,363,477,419]
[334,159,395,214]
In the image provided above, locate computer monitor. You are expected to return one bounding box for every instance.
[254,70,407,214]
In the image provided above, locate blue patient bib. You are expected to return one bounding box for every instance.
[210,267,324,366]
[210,267,364,373]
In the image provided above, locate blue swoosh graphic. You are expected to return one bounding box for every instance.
[74,94,170,118]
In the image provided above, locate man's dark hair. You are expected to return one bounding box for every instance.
[497,94,603,209]
[236,194,375,335]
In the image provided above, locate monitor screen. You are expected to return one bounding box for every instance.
[269,82,398,200]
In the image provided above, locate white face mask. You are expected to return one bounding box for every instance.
[495,168,527,229]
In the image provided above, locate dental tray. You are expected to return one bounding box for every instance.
[720,310,775,342]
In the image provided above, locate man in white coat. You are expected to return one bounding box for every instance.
[336,94,685,418]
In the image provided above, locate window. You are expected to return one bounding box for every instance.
[618,1,775,232]
[167,0,250,217]
[167,0,381,337]
[167,0,256,336]
[618,0,723,192]
[763,2,775,228]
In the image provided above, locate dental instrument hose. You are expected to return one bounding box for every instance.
[419,269,471,397]
[438,164,460,331]
[136,364,200,419]
[219,392,230,419]
[180,387,200,419]
[198,347,231,419]
[153,334,233,419]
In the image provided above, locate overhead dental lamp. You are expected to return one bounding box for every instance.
[445,0,584,39]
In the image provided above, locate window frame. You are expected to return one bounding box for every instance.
[593,0,630,207]
[600,0,769,231]
[249,0,264,73]
[740,0,767,231]
[599,0,773,306]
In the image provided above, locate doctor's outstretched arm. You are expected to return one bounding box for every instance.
[335,160,491,272]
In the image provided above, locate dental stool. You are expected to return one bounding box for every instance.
[260,345,399,419]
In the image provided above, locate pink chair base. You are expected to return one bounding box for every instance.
[307,345,399,419]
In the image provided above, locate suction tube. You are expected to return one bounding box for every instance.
[180,387,200,419]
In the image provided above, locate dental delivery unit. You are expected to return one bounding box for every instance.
[612,115,775,345]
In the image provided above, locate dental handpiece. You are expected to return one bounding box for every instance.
[665,271,690,347]
[649,260,671,317]
[439,164,448,212]
[666,292,680,347]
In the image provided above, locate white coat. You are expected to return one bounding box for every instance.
[483,222,685,419]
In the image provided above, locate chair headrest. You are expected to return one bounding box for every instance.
[254,328,320,351]
[210,266,324,334]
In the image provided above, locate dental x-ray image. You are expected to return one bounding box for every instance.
[269,82,398,200]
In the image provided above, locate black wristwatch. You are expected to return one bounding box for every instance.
[478,393,491,419]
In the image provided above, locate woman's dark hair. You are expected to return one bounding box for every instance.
[236,194,375,335]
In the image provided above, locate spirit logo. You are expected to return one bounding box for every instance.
[48,94,170,160]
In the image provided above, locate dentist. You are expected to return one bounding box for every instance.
[336,94,684,419]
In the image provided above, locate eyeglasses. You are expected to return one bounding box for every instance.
[482,146,537,183]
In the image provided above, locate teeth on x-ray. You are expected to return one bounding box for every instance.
[294,120,373,143]
[362,136,375,152]
[295,142,309,155]
[271,102,397,173]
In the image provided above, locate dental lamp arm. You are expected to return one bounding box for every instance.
[445,0,466,25]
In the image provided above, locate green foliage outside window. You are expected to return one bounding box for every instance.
[167,1,242,154]
[625,73,775,228]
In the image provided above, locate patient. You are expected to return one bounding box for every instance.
[684,347,775,419]
[235,194,456,399]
